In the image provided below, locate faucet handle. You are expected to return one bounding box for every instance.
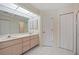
[8,35,11,38]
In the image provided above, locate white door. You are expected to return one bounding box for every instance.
[77,12,79,54]
[42,17,53,47]
[60,12,74,51]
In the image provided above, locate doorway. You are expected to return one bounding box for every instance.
[42,16,53,47]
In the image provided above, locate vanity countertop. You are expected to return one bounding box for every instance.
[0,32,39,42]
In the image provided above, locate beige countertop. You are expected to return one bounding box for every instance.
[0,32,39,42]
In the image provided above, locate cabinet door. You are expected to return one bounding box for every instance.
[0,43,22,55]
[22,37,30,53]
[30,35,39,48]
[0,39,22,49]
[0,39,22,55]
[60,12,74,51]
[22,41,30,53]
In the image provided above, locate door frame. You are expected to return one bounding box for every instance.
[76,10,79,54]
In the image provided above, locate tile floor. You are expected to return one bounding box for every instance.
[24,46,74,55]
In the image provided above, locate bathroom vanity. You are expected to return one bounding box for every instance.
[0,4,40,55]
[0,33,39,55]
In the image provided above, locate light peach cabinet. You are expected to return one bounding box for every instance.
[0,34,39,55]
[30,35,39,48]
[22,35,39,53]
[22,37,30,53]
[0,39,22,55]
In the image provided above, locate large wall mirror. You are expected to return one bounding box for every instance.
[0,3,39,36]
[0,11,28,35]
[0,10,39,36]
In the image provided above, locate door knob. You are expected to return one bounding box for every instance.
[43,31,45,33]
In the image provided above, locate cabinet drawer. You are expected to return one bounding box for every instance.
[30,35,39,39]
[33,35,39,39]
[0,43,22,55]
[0,39,22,49]
[22,37,30,42]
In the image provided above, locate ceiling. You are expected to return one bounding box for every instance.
[30,3,72,11]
